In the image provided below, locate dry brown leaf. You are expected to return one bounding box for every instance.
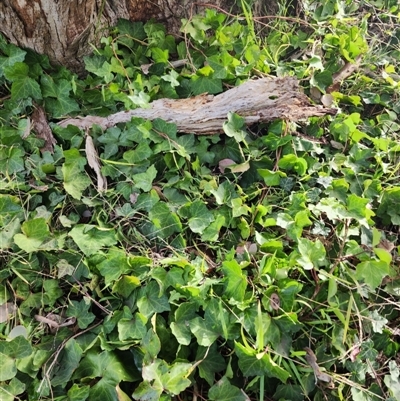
[0,302,16,323]
[304,347,332,385]
[219,158,235,173]
[31,105,56,153]
[378,238,395,252]
[270,293,280,311]
[85,133,107,192]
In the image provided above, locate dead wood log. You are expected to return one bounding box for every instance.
[58,77,337,134]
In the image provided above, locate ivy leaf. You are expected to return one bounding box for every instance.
[73,349,136,383]
[356,260,390,290]
[258,169,285,186]
[278,154,308,176]
[0,353,16,381]
[0,377,25,401]
[118,313,147,341]
[0,45,26,73]
[273,384,304,401]
[137,281,170,318]
[208,376,247,401]
[62,164,91,200]
[171,302,198,345]
[191,76,222,95]
[384,361,400,401]
[66,298,95,329]
[223,112,247,143]
[178,200,214,233]
[67,384,90,401]
[148,201,182,238]
[189,317,220,347]
[297,237,326,270]
[141,359,192,396]
[14,218,50,253]
[97,248,132,285]
[4,62,42,100]
[196,344,226,386]
[0,335,33,359]
[42,75,80,116]
[133,165,157,191]
[117,19,146,40]
[69,225,118,256]
[51,339,83,387]
[235,342,290,382]
[221,259,247,301]
[0,147,25,175]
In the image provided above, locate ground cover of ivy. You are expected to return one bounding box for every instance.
[1,1,400,400]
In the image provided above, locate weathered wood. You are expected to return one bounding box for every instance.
[58,77,336,134]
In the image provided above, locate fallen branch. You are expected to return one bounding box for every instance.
[58,77,336,134]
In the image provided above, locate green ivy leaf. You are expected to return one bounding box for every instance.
[62,164,91,200]
[189,317,220,347]
[69,225,118,256]
[0,335,33,359]
[0,377,25,401]
[148,202,182,238]
[179,200,214,233]
[221,260,247,302]
[66,298,95,329]
[97,248,132,285]
[356,260,390,290]
[0,353,16,381]
[14,218,50,253]
[137,281,171,318]
[223,112,247,143]
[191,76,222,95]
[196,344,226,386]
[67,384,90,401]
[118,313,147,341]
[208,376,247,401]
[51,339,83,387]
[258,169,286,186]
[141,359,192,396]
[171,302,198,345]
[133,165,157,191]
[297,237,326,270]
[4,62,42,100]
[0,45,26,74]
[0,146,25,175]
[278,154,308,176]
[235,342,290,382]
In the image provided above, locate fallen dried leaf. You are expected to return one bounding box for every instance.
[85,132,107,192]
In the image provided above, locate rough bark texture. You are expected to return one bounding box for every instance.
[58,77,337,134]
[0,0,239,73]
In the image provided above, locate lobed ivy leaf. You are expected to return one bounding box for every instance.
[235,342,290,382]
[66,298,95,329]
[51,339,83,387]
[221,259,247,302]
[133,165,157,191]
[4,62,42,100]
[297,237,326,270]
[69,225,118,256]
[137,281,171,318]
[355,260,390,290]
[208,376,247,401]
[14,218,50,253]
[0,353,16,381]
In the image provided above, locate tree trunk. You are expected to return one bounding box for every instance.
[0,0,238,73]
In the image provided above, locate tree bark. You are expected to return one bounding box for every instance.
[0,0,238,73]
